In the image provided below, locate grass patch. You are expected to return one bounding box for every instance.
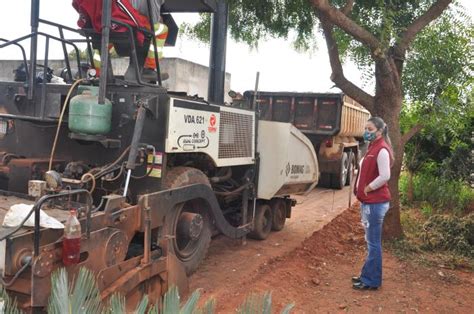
[399,173,474,214]
[387,209,474,270]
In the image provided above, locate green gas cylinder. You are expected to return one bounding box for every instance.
[68,86,112,135]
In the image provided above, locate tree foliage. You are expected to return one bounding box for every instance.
[185,0,472,238]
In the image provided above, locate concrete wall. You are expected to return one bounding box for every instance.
[0,58,231,102]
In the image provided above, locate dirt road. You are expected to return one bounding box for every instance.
[189,189,473,313]
[189,186,353,299]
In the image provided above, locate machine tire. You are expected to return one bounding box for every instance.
[270,199,286,232]
[345,151,355,186]
[331,152,349,190]
[162,167,212,275]
[248,204,273,240]
[318,172,331,188]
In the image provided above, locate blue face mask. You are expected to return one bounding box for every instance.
[363,130,377,142]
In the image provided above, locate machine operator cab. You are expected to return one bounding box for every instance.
[71,0,217,86]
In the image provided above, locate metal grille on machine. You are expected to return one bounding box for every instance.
[218,111,253,159]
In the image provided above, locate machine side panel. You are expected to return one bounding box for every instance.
[166,98,255,167]
[257,121,318,200]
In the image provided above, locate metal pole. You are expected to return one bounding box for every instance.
[98,0,112,104]
[207,0,228,104]
[28,0,40,100]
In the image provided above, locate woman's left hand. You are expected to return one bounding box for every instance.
[364,185,373,195]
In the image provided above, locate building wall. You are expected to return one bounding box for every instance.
[0,58,231,103]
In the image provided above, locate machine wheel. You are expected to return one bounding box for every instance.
[330,152,349,190]
[162,167,212,275]
[318,173,331,188]
[270,199,286,232]
[345,151,355,186]
[249,204,273,240]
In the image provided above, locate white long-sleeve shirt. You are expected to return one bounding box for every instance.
[356,148,391,190]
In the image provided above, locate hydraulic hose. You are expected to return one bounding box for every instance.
[123,105,147,196]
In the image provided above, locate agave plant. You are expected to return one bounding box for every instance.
[0,287,22,314]
[237,292,294,314]
[2,267,293,313]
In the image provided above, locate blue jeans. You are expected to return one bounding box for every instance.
[359,202,389,287]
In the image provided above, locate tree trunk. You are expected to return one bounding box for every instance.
[373,76,404,239]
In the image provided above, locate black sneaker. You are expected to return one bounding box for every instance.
[351,276,361,283]
[352,282,378,290]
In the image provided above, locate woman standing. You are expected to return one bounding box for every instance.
[353,117,393,290]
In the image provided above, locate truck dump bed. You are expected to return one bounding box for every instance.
[243,91,370,138]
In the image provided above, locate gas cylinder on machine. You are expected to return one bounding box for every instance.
[62,209,81,266]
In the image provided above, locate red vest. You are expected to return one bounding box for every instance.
[355,137,392,203]
[73,0,149,44]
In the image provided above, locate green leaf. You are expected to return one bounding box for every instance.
[135,295,149,314]
[48,267,102,314]
[0,286,23,314]
[47,268,70,314]
[196,298,216,314]
[237,291,273,314]
[162,286,180,314]
[280,303,295,314]
[70,267,102,314]
[180,289,201,314]
[105,294,126,314]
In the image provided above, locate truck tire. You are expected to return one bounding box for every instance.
[248,204,273,240]
[331,152,349,190]
[270,199,286,232]
[162,167,212,275]
[318,173,331,188]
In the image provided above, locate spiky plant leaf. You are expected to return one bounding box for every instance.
[70,267,102,313]
[104,294,126,314]
[0,287,23,314]
[280,303,295,314]
[48,267,102,314]
[135,295,149,314]
[194,298,216,314]
[262,292,272,314]
[147,303,159,314]
[179,288,201,314]
[237,292,279,314]
[48,268,70,314]
[162,286,180,314]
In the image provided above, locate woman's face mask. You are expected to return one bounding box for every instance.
[364,122,379,142]
[363,130,377,142]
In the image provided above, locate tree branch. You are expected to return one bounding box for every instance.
[341,0,354,16]
[396,0,453,54]
[312,0,381,53]
[402,124,423,145]
[320,15,375,111]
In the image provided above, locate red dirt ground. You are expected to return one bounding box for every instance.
[202,205,474,313]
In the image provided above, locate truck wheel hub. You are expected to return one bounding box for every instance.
[177,212,203,241]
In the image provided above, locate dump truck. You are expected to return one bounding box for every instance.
[0,0,319,310]
[241,91,371,189]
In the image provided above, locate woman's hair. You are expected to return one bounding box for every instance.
[368,116,394,162]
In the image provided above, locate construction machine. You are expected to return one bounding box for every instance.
[241,91,371,189]
[0,0,319,310]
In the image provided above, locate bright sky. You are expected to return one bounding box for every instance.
[0,0,472,94]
